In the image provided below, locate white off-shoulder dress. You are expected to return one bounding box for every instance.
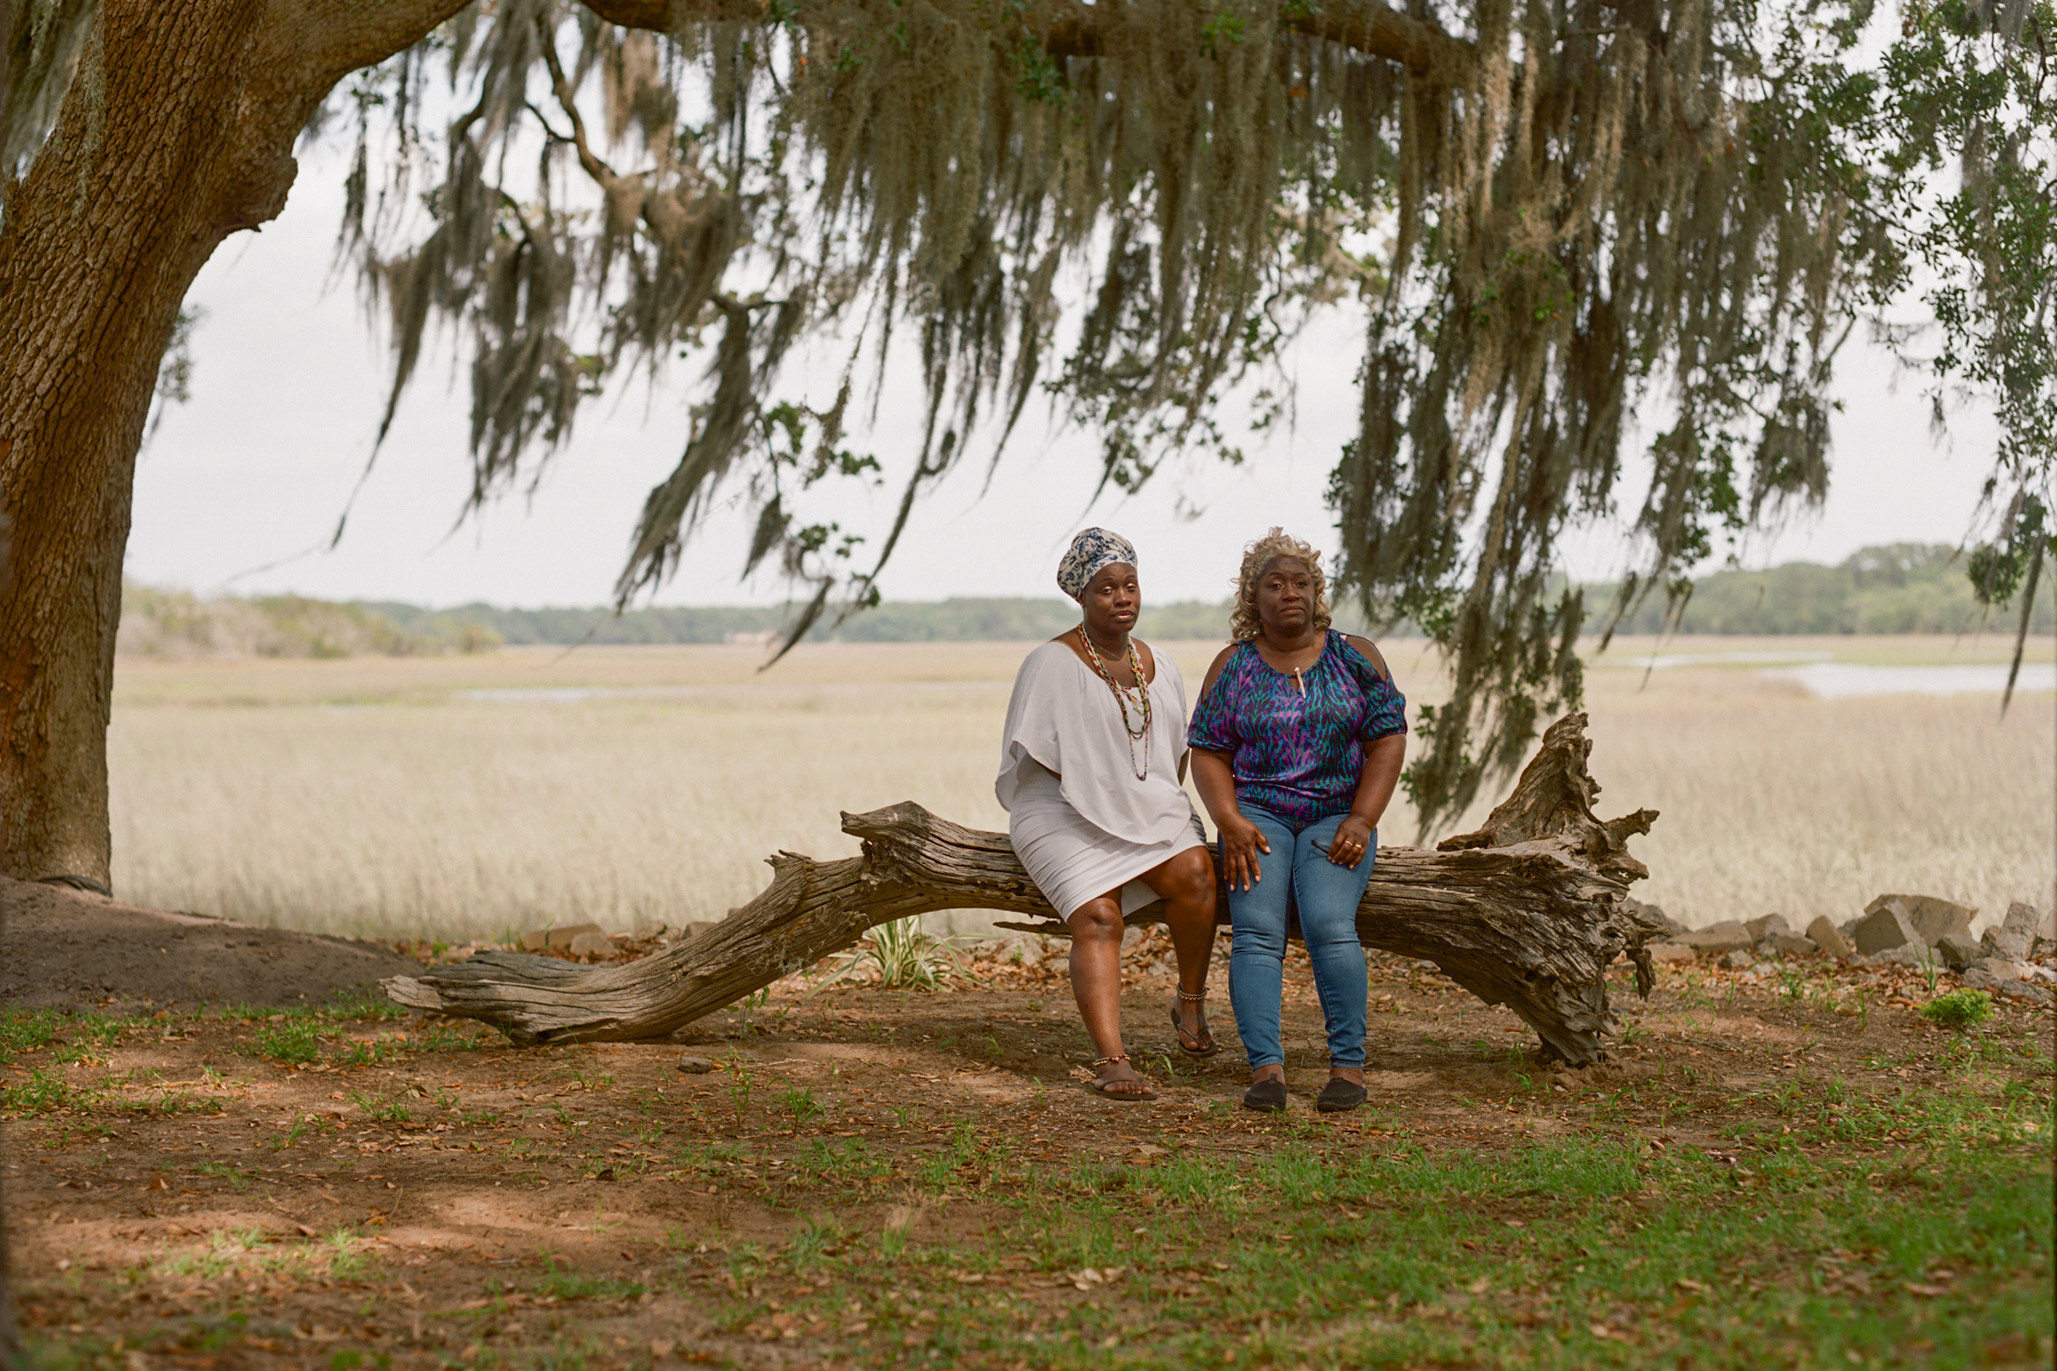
[995,641,1207,920]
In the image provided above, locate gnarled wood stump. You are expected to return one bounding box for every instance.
[385,712,1663,1064]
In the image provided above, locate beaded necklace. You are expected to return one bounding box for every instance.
[1076,626,1152,780]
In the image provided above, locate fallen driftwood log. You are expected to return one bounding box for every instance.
[385,712,1663,1064]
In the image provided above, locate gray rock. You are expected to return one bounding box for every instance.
[1969,957,2022,983]
[1682,921,1754,956]
[1863,893,1975,947]
[1936,931,1983,971]
[2024,964,2057,985]
[519,928,551,952]
[1767,933,1819,958]
[1746,913,1794,942]
[544,921,610,950]
[1647,942,1696,964]
[1859,944,1931,969]
[1623,897,1687,937]
[1807,916,1855,961]
[2002,901,2045,938]
[1981,925,2032,963]
[631,921,669,942]
[1849,905,1923,956]
[1963,966,2050,1003]
[1719,949,1753,970]
[566,930,618,959]
[676,1055,716,1075]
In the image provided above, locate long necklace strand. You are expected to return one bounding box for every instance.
[1077,627,1152,780]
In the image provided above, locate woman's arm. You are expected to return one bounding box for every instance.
[1327,732,1405,868]
[1192,748,1268,890]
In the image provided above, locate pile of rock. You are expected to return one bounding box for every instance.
[1639,907,1830,969]
[515,919,719,962]
[1640,895,2055,1005]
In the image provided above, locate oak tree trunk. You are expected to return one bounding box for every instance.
[0,0,466,888]
[388,712,1665,1065]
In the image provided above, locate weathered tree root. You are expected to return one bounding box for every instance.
[384,712,1663,1064]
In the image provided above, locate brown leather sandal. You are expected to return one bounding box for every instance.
[1084,1053,1156,1100]
[1171,988,1220,1057]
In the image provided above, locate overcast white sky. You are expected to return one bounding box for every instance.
[123,139,2003,611]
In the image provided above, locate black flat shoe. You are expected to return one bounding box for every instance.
[1241,1078,1288,1113]
[1316,1078,1368,1113]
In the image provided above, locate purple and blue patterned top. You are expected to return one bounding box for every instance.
[1187,630,1408,825]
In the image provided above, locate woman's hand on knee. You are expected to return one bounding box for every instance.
[1218,814,1269,891]
[1327,814,1374,869]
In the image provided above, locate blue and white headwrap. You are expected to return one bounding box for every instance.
[1056,528,1139,601]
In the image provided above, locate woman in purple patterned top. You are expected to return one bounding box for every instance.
[1189,529,1407,1114]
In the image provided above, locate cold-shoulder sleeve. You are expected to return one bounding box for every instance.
[995,643,1072,812]
[1360,675,1408,741]
[1186,647,1241,754]
[1339,637,1408,741]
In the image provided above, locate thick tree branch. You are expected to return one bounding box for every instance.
[271,0,476,88]
[578,0,1475,79]
[387,713,1661,1066]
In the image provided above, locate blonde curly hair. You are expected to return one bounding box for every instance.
[1229,528,1332,641]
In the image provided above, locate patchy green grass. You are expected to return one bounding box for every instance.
[674,1133,2050,1369]
[0,1066,83,1116]
[9,966,2052,1369]
[250,1019,324,1064]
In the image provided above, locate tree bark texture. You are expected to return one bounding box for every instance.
[0,0,466,887]
[387,712,1664,1065]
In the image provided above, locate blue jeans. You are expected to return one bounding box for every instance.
[1225,805,1375,1071]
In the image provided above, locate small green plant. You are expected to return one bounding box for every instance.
[1,1067,81,1116]
[819,917,967,991]
[0,1009,59,1063]
[535,1261,645,1301]
[1921,988,1995,1030]
[332,1038,400,1068]
[727,1056,755,1118]
[348,1090,412,1123]
[775,1086,824,1127]
[253,1020,323,1064]
[269,1113,326,1151]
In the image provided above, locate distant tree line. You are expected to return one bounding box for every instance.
[117,545,2053,659]
[1596,545,2054,637]
[360,596,1266,648]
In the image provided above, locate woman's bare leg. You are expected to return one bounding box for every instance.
[1140,845,1218,1047]
[1067,896,1150,1095]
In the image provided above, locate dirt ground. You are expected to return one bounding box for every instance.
[0,879,419,1012]
[4,927,2054,1369]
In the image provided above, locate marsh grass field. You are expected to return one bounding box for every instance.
[108,634,2057,941]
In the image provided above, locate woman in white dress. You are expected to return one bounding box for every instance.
[996,529,1219,1100]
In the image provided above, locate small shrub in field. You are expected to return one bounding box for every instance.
[817,917,967,991]
[1922,988,1994,1030]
